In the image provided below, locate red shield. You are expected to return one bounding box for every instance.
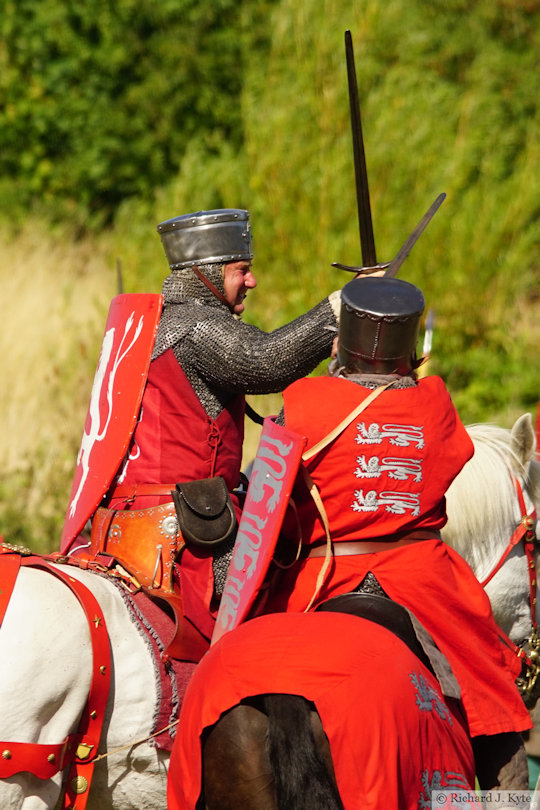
[60,294,163,553]
[212,417,306,644]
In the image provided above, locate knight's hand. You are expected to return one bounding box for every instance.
[355,269,385,279]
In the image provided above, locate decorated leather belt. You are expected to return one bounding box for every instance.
[307,530,441,558]
[90,502,181,592]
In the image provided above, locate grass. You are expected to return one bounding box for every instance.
[0,222,113,552]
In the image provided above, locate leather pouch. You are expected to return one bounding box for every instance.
[172,476,237,553]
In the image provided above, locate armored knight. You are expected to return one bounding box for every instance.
[61,209,344,655]
[261,276,530,779]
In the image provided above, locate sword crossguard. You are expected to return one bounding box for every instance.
[332,262,390,275]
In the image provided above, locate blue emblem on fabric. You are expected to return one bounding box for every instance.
[419,769,474,809]
[409,671,452,724]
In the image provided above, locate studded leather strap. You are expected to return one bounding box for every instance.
[0,552,111,810]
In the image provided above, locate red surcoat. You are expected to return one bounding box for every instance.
[283,374,474,543]
[111,347,244,501]
[107,347,245,639]
[262,375,531,738]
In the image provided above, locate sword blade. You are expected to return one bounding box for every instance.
[384,193,446,278]
[422,309,435,356]
[345,30,377,267]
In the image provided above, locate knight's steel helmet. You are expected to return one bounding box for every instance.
[338,277,425,375]
[157,209,253,270]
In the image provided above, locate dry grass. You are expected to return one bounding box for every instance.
[0,223,114,550]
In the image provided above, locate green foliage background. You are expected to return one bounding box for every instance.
[0,0,252,224]
[0,0,539,549]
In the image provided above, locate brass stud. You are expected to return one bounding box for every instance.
[2,750,11,760]
[90,710,97,719]
[71,775,89,794]
[100,665,107,675]
[47,753,56,763]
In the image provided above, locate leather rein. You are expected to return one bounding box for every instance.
[480,476,540,707]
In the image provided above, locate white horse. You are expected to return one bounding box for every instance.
[0,563,170,810]
[443,413,540,650]
[0,413,538,810]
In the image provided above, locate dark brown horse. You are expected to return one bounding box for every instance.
[202,693,342,810]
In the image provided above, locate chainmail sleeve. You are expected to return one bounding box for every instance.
[152,268,338,419]
[184,298,336,394]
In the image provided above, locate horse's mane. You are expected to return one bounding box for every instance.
[443,422,539,578]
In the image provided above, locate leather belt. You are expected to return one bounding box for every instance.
[89,503,180,593]
[307,530,441,557]
[108,484,175,500]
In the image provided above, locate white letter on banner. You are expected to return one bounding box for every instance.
[218,573,245,630]
[249,438,294,511]
[232,511,269,578]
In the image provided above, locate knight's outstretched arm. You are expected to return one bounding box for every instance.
[183,296,338,395]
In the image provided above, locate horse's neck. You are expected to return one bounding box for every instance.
[442,423,540,642]
[443,428,526,581]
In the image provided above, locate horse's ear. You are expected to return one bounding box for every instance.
[510,413,536,469]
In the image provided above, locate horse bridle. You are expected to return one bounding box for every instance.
[479,476,539,708]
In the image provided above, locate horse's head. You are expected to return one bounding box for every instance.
[514,414,540,542]
[443,413,539,645]
[504,411,540,547]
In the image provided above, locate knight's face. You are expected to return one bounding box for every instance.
[223,261,257,315]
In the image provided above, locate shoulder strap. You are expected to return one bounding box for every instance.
[299,382,392,610]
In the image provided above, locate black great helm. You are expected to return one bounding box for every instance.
[338,277,425,376]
